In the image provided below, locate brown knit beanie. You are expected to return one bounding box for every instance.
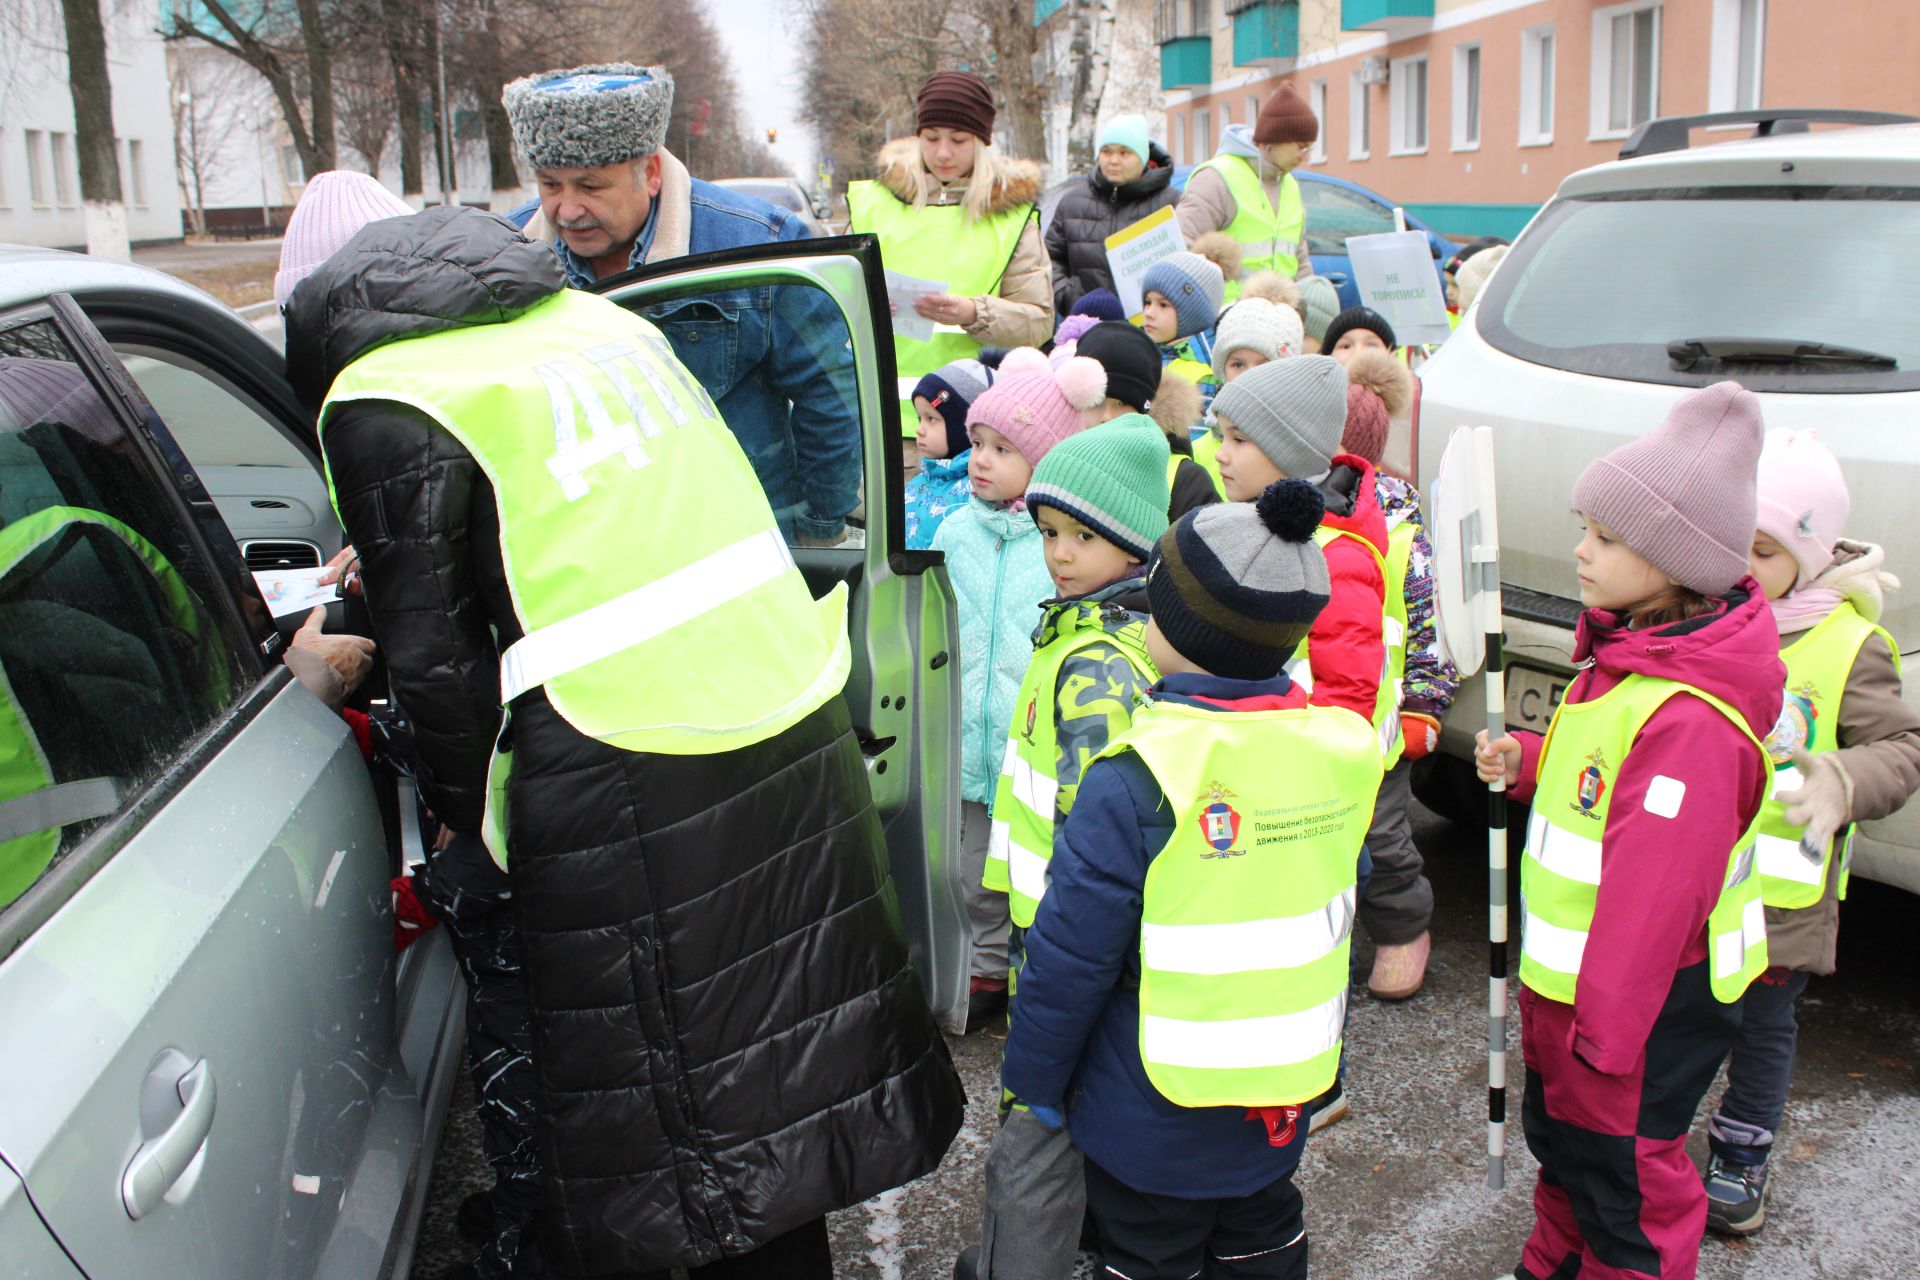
[1570,381,1765,596]
[1254,81,1320,147]
[917,71,996,141]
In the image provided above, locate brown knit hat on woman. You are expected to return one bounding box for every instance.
[917,71,996,141]
[1254,81,1320,146]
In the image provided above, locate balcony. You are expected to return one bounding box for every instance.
[1341,0,1433,33]
[1231,0,1298,67]
[1033,0,1065,22]
[1160,36,1213,90]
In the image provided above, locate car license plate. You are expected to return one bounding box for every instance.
[1506,665,1570,734]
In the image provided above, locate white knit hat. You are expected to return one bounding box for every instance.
[275,171,415,310]
[1211,297,1305,378]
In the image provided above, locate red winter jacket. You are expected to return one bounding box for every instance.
[1509,582,1784,1075]
[1306,455,1389,723]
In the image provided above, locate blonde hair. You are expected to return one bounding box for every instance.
[899,139,1023,223]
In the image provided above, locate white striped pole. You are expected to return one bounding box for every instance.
[1470,426,1508,1191]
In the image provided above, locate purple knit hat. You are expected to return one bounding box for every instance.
[1570,381,1765,596]
[965,347,1104,466]
[275,170,414,309]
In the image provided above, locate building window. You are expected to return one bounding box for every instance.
[1309,80,1328,163]
[280,144,303,187]
[50,132,76,206]
[1452,43,1481,151]
[1247,93,1262,130]
[0,130,9,208]
[127,139,146,207]
[1194,107,1211,162]
[25,130,49,206]
[1348,69,1370,160]
[1520,24,1556,146]
[1711,0,1766,111]
[1390,54,1428,155]
[1153,0,1211,40]
[1592,1,1661,139]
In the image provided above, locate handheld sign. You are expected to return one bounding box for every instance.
[1104,205,1186,324]
[1346,229,1452,347]
[1426,424,1510,1191]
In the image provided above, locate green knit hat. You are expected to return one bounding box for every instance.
[1025,413,1171,560]
[1298,275,1341,345]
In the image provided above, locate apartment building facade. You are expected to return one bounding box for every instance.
[1155,0,1920,237]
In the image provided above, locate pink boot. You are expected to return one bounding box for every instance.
[1368,930,1432,1000]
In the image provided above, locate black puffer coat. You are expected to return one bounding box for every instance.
[285,207,964,1274]
[1044,143,1180,315]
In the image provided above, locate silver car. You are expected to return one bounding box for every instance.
[0,232,966,1273]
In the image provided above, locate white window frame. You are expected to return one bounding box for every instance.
[1247,93,1262,133]
[1590,0,1662,141]
[1348,69,1370,160]
[1389,53,1429,156]
[1709,0,1766,112]
[50,131,76,206]
[1309,79,1328,164]
[1451,42,1481,152]
[1519,23,1556,147]
[126,138,146,207]
[25,130,49,207]
[1195,107,1211,163]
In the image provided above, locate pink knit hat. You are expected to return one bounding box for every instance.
[1755,428,1849,586]
[965,347,1104,466]
[1571,380,1765,596]
[275,171,415,309]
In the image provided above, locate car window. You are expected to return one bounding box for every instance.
[624,276,867,551]
[724,181,805,213]
[0,317,250,912]
[1300,181,1396,255]
[1481,190,1920,392]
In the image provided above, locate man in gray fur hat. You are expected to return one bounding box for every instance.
[503,64,861,547]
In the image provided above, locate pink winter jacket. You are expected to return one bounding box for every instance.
[1509,582,1785,1076]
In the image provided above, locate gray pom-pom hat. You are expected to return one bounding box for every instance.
[503,63,676,170]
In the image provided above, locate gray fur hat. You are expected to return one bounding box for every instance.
[503,63,675,170]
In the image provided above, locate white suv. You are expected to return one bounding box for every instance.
[1416,109,1920,894]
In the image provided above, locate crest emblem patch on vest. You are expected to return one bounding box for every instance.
[1198,781,1243,858]
[1764,684,1819,766]
[1572,748,1608,818]
[1022,695,1038,744]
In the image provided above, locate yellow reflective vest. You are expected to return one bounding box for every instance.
[846,181,1035,435]
[1101,697,1382,1107]
[1755,603,1895,908]
[1195,155,1305,303]
[320,289,851,865]
[1520,675,1769,1005]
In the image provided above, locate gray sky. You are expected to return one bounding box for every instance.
[704,0,815,176]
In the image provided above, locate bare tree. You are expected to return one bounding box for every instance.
[169,51,248,235]
[59,0,128,257]
[333,48,397,172]
[166,0,339,179]
[1061,0,1118,174]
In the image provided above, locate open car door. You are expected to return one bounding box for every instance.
[595,234,969,1033]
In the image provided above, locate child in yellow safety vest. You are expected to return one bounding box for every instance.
[1336,349,1458,1002]
[1475,383,1785,1280]
[1003,479,1377,1280]
[1695,428,1920,1238]
[961,415,1172,1280]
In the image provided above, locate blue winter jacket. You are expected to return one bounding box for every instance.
[1003,671,1328,1198]
[905,451,973,551]
[507,187,861,541]
[931,497,1055,805]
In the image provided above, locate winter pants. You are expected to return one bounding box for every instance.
[414,834,543,1279]
[1357,760,1433,945]
[962,799,1012,979]
[1084,1158,1307,1280]
[1715,966,1813,1147]
[1516,961,1739,1280]
[978,1105,1087,1279]
[627,1217,832,1280]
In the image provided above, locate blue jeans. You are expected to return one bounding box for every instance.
[1715,967,1813,1155]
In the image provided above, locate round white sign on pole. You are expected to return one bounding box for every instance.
[1425,426,1495,676]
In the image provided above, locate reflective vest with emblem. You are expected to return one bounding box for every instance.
[1755,602,1894,909]
[1283,525,1401,759]
[846,181,1035,434]
[319,289,851,865]
[1,505,226,904]
[985,605,1155,927]
[1100,697,1382,1107]
[1196,156,1305,303]
[1521,675,1768,1005]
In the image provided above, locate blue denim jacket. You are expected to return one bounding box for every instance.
[509,184,862,541]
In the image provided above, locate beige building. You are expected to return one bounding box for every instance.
[1155,0,1920,237]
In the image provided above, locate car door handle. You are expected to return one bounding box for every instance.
[121,1053,217,1220]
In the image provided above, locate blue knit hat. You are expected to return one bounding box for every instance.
[1142,251,1225,341]
[912,358,992,457]
[1071,288,1127,322]
[1096,114,1151,167]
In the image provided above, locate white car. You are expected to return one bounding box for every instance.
[1416,108,1920,894]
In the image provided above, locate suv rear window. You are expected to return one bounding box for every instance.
[1480,188,1920,393]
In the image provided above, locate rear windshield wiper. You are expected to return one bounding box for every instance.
[1668,337,1898,371]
